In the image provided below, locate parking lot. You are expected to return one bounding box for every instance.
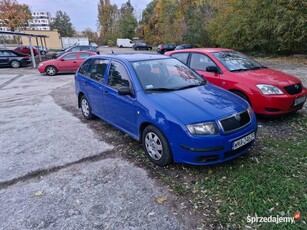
[0,49,306,229]
[0,50,198,229]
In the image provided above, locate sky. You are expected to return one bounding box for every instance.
[18,0,151,32]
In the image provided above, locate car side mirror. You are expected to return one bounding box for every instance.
[118,86,133,96]
[60,58,65,61]
[206,66,219,73]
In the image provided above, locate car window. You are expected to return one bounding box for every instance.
[86,59,109,83]
[8,51,17,56]
[171,53,189,64]
[190,53,216,71]
[0,51,10,56]
[70,47,81,51]
[212,51,262,71]
[132,58,204,91]
[107,61,131,90]
[80,46,90,51]
[79,53,91,59]
[78,59,92,75]
[63,53,77,60]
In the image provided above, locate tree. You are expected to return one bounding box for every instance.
[51,10,75,37]
[82,27,98,43]
[0,0,32,31]
[118,0,137,39]
[208,0,307,54]
[182,0,215,47]
[98,0,118,45]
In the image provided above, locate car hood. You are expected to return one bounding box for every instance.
[146,84,248,124]
[39,59,56,66]
[235,68,301,86]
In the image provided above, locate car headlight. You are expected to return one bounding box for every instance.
[187,122,218,135]
[256,84,283,95]
[38,63,44,67]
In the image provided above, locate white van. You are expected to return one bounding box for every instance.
[117,38,134,48]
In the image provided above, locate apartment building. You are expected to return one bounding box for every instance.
[28,11,52,30]
[0,22,14,39]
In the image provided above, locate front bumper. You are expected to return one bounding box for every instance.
[169,117,258,165]
[252,89,307,115]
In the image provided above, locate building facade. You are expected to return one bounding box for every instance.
[28,11,52,31]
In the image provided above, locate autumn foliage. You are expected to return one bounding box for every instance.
[138,0,306,54]
[0,0,32,31]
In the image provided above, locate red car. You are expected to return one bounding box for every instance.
[165,48,307,116]
[14,46,38,56]
[38,51,96,76]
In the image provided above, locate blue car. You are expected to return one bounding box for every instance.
[75,54,257,166]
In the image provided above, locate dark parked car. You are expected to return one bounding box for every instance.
[175,44,198,50]
[52,45,100,59]
[132,43,152,50]
[75,54,257,166]
[0,50,31,68]
[14,45,38,56]
[35,46,49,55]
[157,44,176,54]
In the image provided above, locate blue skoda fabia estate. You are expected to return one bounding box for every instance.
[75,54,257,166]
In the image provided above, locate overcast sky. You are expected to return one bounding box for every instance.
[18,0,151,32]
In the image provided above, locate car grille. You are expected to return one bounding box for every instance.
[284,83,302,95]
[219,110,251,133]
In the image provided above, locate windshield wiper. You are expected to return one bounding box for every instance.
[145,88,176,92]
[176,84,199,90]
[249,66,267,70]
[176,81,207,90]
[230,68,249,72]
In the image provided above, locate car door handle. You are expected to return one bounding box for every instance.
[73,61,77,63]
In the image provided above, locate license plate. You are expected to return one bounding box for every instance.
[232,132,255,150]
[294,96,306,106]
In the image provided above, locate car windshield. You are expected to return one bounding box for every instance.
[212,51,265,72]
[131,58,206,92]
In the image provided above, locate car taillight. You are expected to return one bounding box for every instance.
[24,55,29,60]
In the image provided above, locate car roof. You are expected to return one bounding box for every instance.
[172,47,234,53]
[93,53,170,62]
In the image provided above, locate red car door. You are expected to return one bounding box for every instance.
[189,52,222,87]
[76,52,93,67]
[58,53,78,71]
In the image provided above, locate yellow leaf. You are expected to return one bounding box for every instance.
[156,196,167,204]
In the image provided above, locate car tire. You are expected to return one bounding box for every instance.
[45,66,57,76]
[120,45,123,48]
[233,91,251,105]
[142,125,173,166]
[80,95,94,120]
[10,60,20,68]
